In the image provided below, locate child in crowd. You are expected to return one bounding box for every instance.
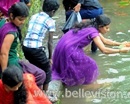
[22,0,60,90]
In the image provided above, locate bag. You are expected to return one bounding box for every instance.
[62,11,82,33]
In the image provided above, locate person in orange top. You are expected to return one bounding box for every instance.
[0,65,51,104]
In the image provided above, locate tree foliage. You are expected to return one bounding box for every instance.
[119,0,130,7]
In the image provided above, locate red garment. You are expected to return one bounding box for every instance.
[0,74,51,104]
[23,73,52,104]
[0,80,14,104]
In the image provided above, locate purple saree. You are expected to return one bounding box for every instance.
[52,27,99,86]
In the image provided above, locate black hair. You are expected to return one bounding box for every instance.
[14,84,27,104]
[8,2,29,43]
[94,14,111,28]
[2,65,27,104]
[42,0,60,12]
[63,0,77,11]
[8,2,29,18]
[2,65,23,87]
[73,14,111,32]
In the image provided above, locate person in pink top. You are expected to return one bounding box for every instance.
[0,0,19,16]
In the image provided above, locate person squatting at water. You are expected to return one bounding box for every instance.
[52,14,130,86]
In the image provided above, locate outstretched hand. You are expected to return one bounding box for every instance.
[121,41,130,47]
[120,47,130,53]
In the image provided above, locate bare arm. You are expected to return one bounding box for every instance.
[48,32,53,60]
[93,35,130,54]
[99,33,122,46]
[0,34,14,71]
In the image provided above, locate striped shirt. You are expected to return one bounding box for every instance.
[23,12,55,48]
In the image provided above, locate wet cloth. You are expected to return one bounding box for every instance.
[52,27,99,86]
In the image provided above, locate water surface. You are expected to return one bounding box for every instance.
[53,0,130,104]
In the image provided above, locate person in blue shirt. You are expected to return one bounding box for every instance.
[63,0,103,52]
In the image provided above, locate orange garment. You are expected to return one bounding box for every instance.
[0,73,51,104]
[23,73,51,104]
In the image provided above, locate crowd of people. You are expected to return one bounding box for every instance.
[0,0,130,103]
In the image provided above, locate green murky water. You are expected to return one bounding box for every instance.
[53,0,130,104]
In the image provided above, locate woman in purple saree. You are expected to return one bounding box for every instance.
[52,15,130,86]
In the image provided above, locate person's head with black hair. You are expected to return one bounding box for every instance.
[94,14,111,30]
[2,65,27,104]
[42,0,60,17]
[8,2,29,27]
[8,2,29,42]
[73,14,111,34]
[2,65,23,90]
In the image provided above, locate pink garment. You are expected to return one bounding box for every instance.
[0,0,19,16]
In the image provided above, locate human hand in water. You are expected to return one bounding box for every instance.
[121,41,130,47]
[119,47,130,53]
[73,3,81,12]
